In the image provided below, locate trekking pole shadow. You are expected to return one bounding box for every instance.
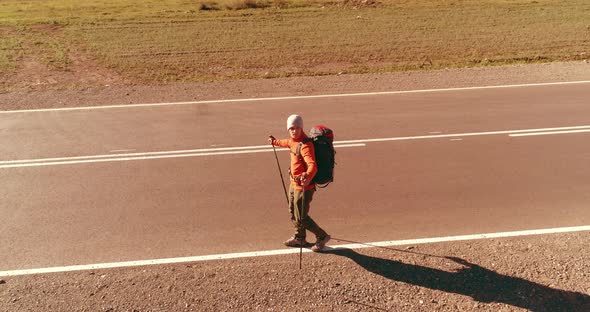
[323,246,590,312]
[332,237,448,259]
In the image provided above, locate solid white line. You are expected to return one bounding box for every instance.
[0,145,281,164]
[1,80,589,114]
[2,143,365,164]
[1,225,588,277]
[0,144,365,169]
[509,129,590,137]
[336,125,590,144]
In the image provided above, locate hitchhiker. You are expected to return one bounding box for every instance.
[269,114,331,252]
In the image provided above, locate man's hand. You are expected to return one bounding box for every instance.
[299,172,310,186]
[268,135,276,145]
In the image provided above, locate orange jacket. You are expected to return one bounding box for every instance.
[273,135,317,191]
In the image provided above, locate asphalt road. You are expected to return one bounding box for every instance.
[1,82,590,271]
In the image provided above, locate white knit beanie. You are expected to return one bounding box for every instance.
[286,114,303,130]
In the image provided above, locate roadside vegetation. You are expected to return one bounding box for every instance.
[0,0,589,85]
[0,36,21,71]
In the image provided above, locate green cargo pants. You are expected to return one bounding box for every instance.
[289,184,328,240]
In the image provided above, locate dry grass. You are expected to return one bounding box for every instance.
[198,0,272,11]
[196,0,376,10]
[0,0,589,84]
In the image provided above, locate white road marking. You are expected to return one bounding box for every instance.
[2,124,590,169]
[450,139,463,141]
[1,80,589,114]
[337,125,590,144]
[0,143,365,169]
[1,225,588,277]
[509,129,590,137]
[1,145,288,164]
[109,149,136,153]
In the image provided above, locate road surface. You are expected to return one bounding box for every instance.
[1,81,589,272]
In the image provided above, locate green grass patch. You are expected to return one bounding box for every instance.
[0,35,22,72]
[30,32,72,71]
[0,26,72,72]
[1,0,589,83]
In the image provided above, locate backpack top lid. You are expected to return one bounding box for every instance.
[309,125,333,141]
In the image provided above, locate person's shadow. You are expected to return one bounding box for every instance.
[324,246,590,311]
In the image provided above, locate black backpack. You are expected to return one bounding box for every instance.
[296,126,335,188]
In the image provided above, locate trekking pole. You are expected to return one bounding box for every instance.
[299,186,305,270]
[269,136,289,204]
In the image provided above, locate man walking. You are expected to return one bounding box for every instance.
[269,114,331,252]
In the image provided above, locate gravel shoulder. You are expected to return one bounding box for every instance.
[1,232,589,311]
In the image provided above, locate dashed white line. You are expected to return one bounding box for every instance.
[109,149,136,153]
[1,225,588,277]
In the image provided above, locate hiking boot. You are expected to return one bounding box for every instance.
[283,236,307,247]
[311,235,331,252]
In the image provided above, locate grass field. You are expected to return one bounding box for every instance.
[0,0,589,84]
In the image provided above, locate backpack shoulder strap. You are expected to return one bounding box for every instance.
[290,142,303,159]
[294,138,313,158]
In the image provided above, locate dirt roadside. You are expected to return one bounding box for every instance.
[0,61,589,111]
[1,232,589,311]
